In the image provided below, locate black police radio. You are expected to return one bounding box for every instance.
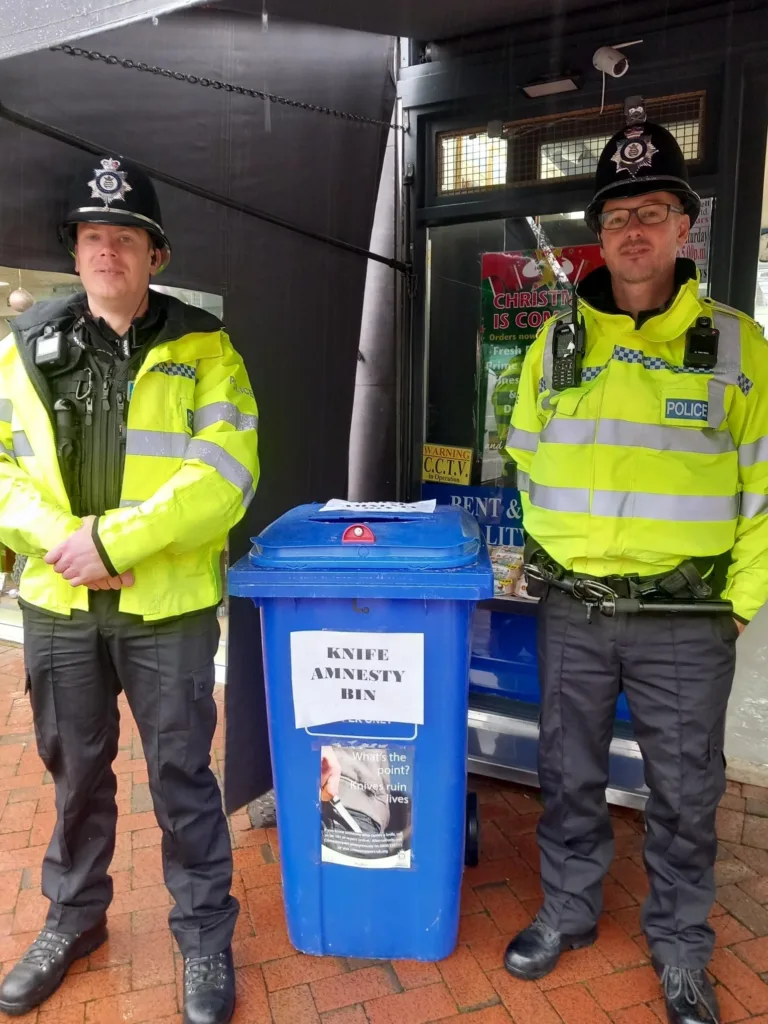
[551,310,587,391]
[551,281,587,390]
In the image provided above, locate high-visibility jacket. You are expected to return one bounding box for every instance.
[506,264,768,622]
[0,293,259,620]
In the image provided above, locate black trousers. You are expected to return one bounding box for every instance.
[535,588,737,969]
[22,591,238,958]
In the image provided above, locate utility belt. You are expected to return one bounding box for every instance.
[523,539,733,621]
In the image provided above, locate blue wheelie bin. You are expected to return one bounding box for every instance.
[228,501,493,961]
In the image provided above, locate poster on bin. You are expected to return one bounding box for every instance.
[320,743,414,869]
[478,245,605,485]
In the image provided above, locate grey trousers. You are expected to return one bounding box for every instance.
[535,587,737,969]
[22,591,239,958]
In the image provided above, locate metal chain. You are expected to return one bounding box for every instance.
[50,44,404,132]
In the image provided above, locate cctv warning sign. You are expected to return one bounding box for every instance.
[422,443,473,485]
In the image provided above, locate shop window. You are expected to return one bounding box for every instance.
[438,91,704,194]
[438,132,507,195]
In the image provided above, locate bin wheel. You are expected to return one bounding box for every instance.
[465,791,481,867]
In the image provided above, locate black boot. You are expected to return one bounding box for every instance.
[653,960,721,1024]
[0,919,108,1015]
[183,947,236,1024]
[504,918,598,981]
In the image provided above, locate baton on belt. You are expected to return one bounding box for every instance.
[524,564,733,620]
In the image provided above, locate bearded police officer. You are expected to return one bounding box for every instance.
[0,156,258,1024]
[503,100,768,1024]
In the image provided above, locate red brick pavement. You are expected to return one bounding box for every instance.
[0,639,766,1021]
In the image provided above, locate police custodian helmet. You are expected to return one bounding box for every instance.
[585,100,701,234]
[59,154,172,270]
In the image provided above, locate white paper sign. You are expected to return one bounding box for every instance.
[678,196,712,283]
[320,499,436,514]
[290,631,425,729]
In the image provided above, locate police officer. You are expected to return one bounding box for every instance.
[0,155,259,1024]
[503,101,768,1024]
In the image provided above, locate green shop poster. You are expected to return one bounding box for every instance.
[477,245,605,484]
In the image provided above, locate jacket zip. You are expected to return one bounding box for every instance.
[81,374,96,519]
[116,390,127,501]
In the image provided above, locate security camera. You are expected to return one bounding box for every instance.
[593,46,629,78]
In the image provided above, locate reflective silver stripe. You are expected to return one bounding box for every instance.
[539,416,734,454]
[740,492,768,519]
[186,439,254,504]
[592,490,739,522]
[529,482,739,520]
[119,499,143,508]
[706,379,728,430]
[516,471,530,492]
[597,419,735,455]
[739,436,768,469]
[707,311,742,429]
[506,426,539,452]
[529,481,591,513]
[194,402,258,434]
[0,399,12,423]
[0,442,13,458]
[126,430,189,459]
[541,318,558,395]
[542,419,596,445]
[12,431,33,457]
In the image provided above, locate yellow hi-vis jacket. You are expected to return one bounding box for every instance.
[506,265,768,622]
[0,294,259,620]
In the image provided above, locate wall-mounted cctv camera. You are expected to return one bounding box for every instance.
[593,46,629,78]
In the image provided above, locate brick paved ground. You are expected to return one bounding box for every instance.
[0,640,767,1022]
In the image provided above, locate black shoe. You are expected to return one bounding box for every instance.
[0,919,108,1015]
[504,918,598,980]
[183,947,236,1024]
[653,960,721,1024]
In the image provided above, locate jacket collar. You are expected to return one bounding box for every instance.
[577,258,703,341]
[12,288,223,348]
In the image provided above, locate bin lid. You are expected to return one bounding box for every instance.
[250,501,482,570]
[227,501,495,601]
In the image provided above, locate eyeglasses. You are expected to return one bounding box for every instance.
[598,202,685,231]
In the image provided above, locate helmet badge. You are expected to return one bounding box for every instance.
[611,127,658,178]
[88,158,132,207]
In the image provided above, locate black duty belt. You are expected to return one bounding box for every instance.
[523,542,733,621]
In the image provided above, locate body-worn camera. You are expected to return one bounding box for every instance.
[684,316,719,370]
[551,318,587,391]
[34,327,68,370]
